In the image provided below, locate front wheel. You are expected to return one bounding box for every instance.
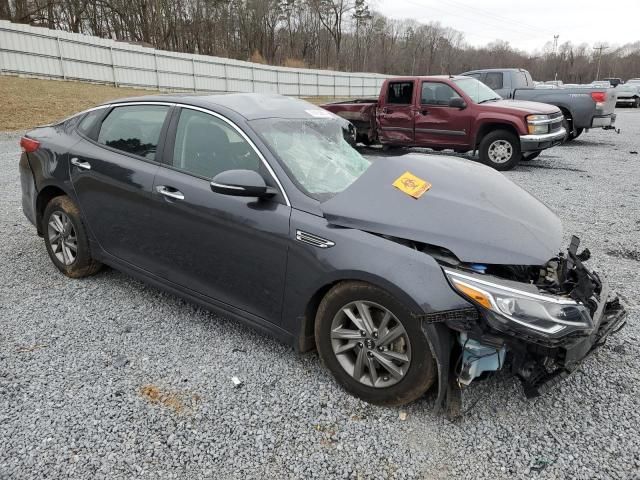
[478,130,521,170]
[43,195,102,278]
[315,282,436,406]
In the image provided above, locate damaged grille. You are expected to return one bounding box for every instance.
[418,307,479,324]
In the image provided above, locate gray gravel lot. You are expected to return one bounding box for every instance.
[1,112,639,479]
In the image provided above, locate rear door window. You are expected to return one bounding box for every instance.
[387,82,414,104]
[97,105,169,161]
[484,72,504,90]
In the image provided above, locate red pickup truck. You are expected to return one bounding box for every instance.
[322,75,566,170]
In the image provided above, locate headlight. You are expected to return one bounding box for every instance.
[444,269,593,337]
[526,114,552,135]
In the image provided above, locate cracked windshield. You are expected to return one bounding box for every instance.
[252,118,371,199]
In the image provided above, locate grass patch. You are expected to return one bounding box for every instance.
[0,75,353,131]
[0,76,156,131]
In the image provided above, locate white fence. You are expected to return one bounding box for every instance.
[0,20,389,97]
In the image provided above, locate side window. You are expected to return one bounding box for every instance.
[387,82,414,104]
[512,72,528,89]
[172,108,260,179]
[77,110,103,138]
[97,105,169,160]
[484,72,504,90]
[466,73,482,80]
[421,82,461,106]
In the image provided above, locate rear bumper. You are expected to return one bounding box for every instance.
[592,113,616,128]
[519,128,566,152]
[616,97,636,104]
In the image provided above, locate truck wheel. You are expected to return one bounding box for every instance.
[572,128,584,139]
[635,98,640,109]
[315,281,436,406]
[479,130,521,171]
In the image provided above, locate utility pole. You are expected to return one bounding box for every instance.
[593,44,609,81]
[553,35,559,81]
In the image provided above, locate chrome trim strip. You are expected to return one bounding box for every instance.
[520,128,566,142]
[296,230,335,249]
[379,126,413,132]
[415,128,466,136]
[210,182,245,191]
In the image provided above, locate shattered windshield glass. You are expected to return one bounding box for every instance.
[251,118,371,200]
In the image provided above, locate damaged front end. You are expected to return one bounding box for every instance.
[434,236,627,411]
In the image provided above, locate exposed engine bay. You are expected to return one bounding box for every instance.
[389,233,628,411]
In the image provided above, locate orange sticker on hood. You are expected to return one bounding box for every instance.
[392,171,432,199]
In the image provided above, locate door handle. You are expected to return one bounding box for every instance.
[70,158,91,170]
[156,185,185,201]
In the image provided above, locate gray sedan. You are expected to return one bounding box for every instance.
[18,93,626,413]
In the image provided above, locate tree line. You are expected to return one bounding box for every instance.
[2,0,639,82]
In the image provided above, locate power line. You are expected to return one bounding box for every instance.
[429,0,561,36]
[593,44,609,80]
[400,0,551,41]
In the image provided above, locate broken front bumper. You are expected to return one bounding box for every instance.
[518,287,626,397]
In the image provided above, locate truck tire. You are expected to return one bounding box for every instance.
[478,130,521,171]
[635,98,640,109]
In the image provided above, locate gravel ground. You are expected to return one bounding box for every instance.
[1,111,639,479]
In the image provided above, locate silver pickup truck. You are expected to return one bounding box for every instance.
[461,68,617,141]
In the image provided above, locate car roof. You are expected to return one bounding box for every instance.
[461,68,527,74]
[99,93,333,121]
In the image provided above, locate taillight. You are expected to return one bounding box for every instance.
[591,92,607,103]
[20,137,40,153]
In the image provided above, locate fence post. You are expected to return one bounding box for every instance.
[109,46,117,87]
[192,58,197,92]
[223,62,229,93]
[251,65,255,93]
[333,74,336,98]
[56,36,66,80]
[153,52,160,91]
[297,71,300,97]
[316,73,320,97]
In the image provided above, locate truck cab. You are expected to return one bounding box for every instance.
[323,75,565,170]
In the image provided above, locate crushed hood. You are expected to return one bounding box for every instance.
[321,154,563,265]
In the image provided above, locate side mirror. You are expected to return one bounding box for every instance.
[449,97,467,109]
[210,170,276,198]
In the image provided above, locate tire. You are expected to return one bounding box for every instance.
[561,117,573,143]
[635,98,640,109]
[42,195,102,278]
[478,129,521,171]
[315,281,436,406]
[572,128,584,139]
[521,151,541,161]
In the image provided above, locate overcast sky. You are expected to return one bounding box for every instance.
[374,0,638,53]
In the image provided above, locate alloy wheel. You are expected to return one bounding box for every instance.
[47,211,78,265]
[330,301,412,388]
[487,139,513,164]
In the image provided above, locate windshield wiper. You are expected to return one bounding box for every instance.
[477,97,501,104]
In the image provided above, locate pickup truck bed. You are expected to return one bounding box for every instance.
[461,68,618,139]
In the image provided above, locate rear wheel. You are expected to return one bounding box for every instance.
[635,98,640,108]
[479,129,521,170]
[43,195,102,278]
[315,282,436,406]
